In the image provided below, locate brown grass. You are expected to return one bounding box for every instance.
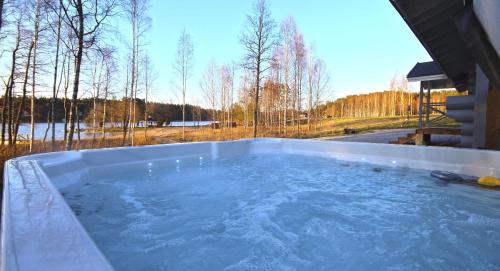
[178,115,457,142]
[0,115,459,177]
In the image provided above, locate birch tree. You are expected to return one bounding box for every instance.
[59,0,115,150]
[123,0,150,146]
[278,17,296,135]
[201,60,218,132]
[45,0,63,150]
[173,29,193,140]
[90,51,103,143]
[143,54,151,139]
[240,0,275,138]
[306,45,316,131]
[292,31,305,134]
[100,48,115,142]
[1,20,20,146]
[238,71,252,130]
[313,59,329,129]
[13,38,35,146]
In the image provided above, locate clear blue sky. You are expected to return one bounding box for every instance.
[145,0,431,104]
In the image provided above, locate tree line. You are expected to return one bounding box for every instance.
[0,0,154,150]
[322,89,461,119]
[5,0,458,152]
[203,1,331,137]
[0,96,209,124]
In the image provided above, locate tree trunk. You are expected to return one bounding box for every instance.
[253,59,260,138]
[63,55,70,142]
[1,77,10,146]
[144,61,148,140]
[76,102,81,143]
[43,110,50,143]
[30,0,40,153]
[122,66,130,145]
[2,25,20,145]
[65,5,84,151]
[51,2,62,151]
[13,41,34,145]
[101,78,108,142]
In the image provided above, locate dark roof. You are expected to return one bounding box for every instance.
[407,61,445,79]
[390,0,474,90]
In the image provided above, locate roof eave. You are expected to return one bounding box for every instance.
[407,74,448,82]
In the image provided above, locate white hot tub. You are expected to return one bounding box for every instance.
[2,139,500,270]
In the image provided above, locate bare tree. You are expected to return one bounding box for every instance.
[123,0,150,146]
[62,49,71,141]
[292,31,305,135]
[312,59,329,130]
[2,20,21,146]
[143,54,152,139]
[59,0,115,150]
[173,29,193,140]
[122,59,130,144]
[306,45,315,131]
[29,0,42,152]
[270,46,283,134]
[201,60,218,132]
[90,51,104,143]
[240,0,275,138]
[237,71,252,130]
[45,0,64,151]
[13,39,35,146]
[100,48,115,142]
[228,63,235,132]
[219,65,229,129]
[278,16,296,135]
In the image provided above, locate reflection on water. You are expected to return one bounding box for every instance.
[3,121,215,140]
[2,122,108,140]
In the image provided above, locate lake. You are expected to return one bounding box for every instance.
[0,123,89,140]
[2,121,216,140]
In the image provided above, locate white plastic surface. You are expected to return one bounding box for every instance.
[2,139,500,271]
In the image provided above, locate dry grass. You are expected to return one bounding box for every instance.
[0,115,459,178]
[179,115,457,142]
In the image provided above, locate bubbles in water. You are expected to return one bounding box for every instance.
[61,153,500,271]
[147,162,153,178]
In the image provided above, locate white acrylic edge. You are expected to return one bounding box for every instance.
[2,138,500,271]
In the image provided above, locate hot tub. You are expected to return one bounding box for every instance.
[2,139,500,270]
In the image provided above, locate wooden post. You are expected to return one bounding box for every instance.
[426,84,431,127]
[418,82,424,129]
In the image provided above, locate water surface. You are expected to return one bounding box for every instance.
[60,153,500,271]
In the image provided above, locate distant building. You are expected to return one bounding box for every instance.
[391,0,499,149]
[137,120,160,128]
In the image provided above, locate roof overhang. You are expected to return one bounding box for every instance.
[391,0,473,91]
[407,61,448,82]
[407,74,447,83]
[391,0,500,91]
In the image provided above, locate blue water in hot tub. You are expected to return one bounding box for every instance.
[60,153,500,271]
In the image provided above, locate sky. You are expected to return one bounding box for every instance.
[140,0,432,104]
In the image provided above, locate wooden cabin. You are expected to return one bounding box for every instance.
[391,0,500,149]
